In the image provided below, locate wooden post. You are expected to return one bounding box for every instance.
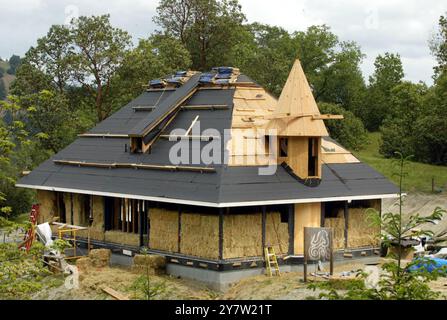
[219,208,224,260]
[70,193,74,225]
[344,201,349,249]
[330,229,334,276]
[139,200,144,247]
[303,227,308,283]
[288,204,295,255]
[321,203,326,228]
[147,202,151,249]
[262,206,266,252]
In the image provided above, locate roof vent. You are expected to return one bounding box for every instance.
[149,79,167,89]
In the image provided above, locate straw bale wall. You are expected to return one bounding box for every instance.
[180,213,219,259]
[324,209,345,250]
[149,207,179,252]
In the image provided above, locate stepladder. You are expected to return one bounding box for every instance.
[264,246,281,277]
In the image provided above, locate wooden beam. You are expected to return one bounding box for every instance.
[78,133,129,138]
[102,287,129,300]
[132,106,156,112]
[185,115,200,136]
[344,201,349,249]
[181,105,229,111]
[288,204,295,255]
[312,114,344,120]
[159,135,219,141]
[262,206,266,252]
[53,160,216,173]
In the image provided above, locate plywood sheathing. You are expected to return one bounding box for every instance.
[286,137,322,178]
[180,213,219,260]
[321,138,360,164]
[266,59,329,137]
[228,87,278,167]
[294,203,321,255]
[149,207,179,253]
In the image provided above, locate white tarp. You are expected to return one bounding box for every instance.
[36,223,53,247]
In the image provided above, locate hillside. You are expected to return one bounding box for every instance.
[354,132,447,193]
[0,59,16,97]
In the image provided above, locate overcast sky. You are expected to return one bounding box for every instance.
[0,0,445,84]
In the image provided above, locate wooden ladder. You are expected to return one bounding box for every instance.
[264,246,281,277]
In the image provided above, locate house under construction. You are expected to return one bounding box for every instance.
[16,60,399,289]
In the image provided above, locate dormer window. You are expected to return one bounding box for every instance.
[308,137,319,177]
[280,138,288,158]
[131,137,143,153]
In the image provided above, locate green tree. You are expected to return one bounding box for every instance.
[379,82,427,158]
[318,102,368,151]
[70,15,132,121]
[22,90,76,153]
[362,53,404,131]
[0,98,37,217]
[154,0,246,70]
[412,71,447,165]
[0,79,6,100]
[430,13,447,77]
[110,34,192,110]
[22,25,73,93]
[7,55,21,75]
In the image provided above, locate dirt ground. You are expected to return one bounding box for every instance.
[31,258,447,300]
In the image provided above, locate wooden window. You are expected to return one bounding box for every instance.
[308,137,319,177]
[279,138,288,158]
[130,137,143,153]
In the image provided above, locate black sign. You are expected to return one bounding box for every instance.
[303,227,334,282]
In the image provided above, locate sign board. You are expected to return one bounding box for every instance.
[303,227,334,282]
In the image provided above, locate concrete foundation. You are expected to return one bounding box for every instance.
[167,256,380,292]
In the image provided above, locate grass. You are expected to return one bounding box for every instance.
[353,132,447,193]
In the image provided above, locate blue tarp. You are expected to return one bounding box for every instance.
[409,258,447,273]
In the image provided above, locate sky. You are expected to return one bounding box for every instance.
[0,0,445,84]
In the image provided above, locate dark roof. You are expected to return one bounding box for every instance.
[16,74,399,207]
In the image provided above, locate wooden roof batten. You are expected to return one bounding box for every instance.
[266,59,342,137]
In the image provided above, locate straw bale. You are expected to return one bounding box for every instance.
[265,212,289,255]
[76,257,93,273]
[149,207,179,252]
[105,231,140,246]
[324,209,345,250]
[223,213,263,259]
[89,249,111,267]
[132,254,166,275]
[347,208,380,248]
[36,190,57,223]
[180,213,219,259]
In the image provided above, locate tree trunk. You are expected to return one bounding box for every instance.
[96,84,103,121]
